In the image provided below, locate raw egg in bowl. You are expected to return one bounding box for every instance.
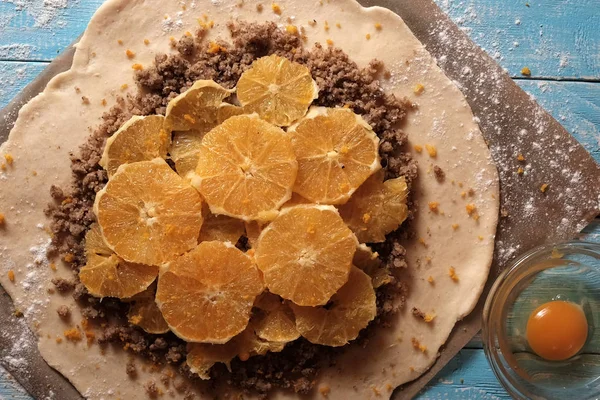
[483,241,599,400]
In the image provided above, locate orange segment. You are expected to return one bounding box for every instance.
[255,205,357,306]
[156,241,264,343]
[170,129,208,179]
[128,289,170,334]
[187,325,285,380]
[80,225,158,298]
[199,204,245,244]
[217,103,246,123]
[291,266,376,346]
[164,80,233,132]
[94,158,204,265]
[190,114,297,221]
[289,107,381,204]
[338,171,409,243]
[251,292,300,342]
[354,244,392,289]
[237,55,318,126]
[100,115,170,177]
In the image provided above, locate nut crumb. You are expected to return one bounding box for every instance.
[433,165,445,181]
[57,305,71,319]
[81,96,90,105]
[256,3,263,12]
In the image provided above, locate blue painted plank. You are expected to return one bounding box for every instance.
[0,365,32,400]
[438,0,600,80]
[419,349,512,399]
[0,61,48,109]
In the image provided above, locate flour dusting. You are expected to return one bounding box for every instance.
[2,0,69,27]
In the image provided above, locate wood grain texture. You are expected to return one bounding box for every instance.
[0,0,598,399]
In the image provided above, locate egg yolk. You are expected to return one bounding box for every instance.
[526,300,588,361]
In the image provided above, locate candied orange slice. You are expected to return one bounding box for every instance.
[128,288,170,334]
[288,107,381,204]
[94,158,204,265]
[255,205,357,306]
[252,292,299,342]
[164,80,233,132]
[156,241,264,343]
[291,266,376,346]
[199,204,245,244]
[80,225,158,298]
[237,55,318,126]
[354,244,392,289]
[187,326,285,380]
[190,114,297,221]
[338,171,409,243]
[99,115,170,177]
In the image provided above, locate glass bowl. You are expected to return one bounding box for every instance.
[482,241,600,400]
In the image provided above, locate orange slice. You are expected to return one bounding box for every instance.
[80,225,158,298]
[190,114,297,221]
[237,55,319,126]
[94,158,204,265]
[288,107,381,204]
[255,205,357,306]
[79,226,158,298]
[164,80,233,132]
[128,288,170,334]
[290,266,376,346]
[354,244,392,289]
[187,326,285,380]
[199,204,245,244]
[99,115,170,177]
[156,241,264,343]
[338,171,409,243]
[251,292,299,342]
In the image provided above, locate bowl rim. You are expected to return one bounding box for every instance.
[482,240,600,400]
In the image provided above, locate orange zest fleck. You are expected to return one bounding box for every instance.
[319,385,331,397]
[425,144,437,157]
[0,213,5,225]
[517,153,525,161]
[117,39,123,45]
[413,83,425,95]
[517,167,524,175]
[326,39,334,46]
[285,25,298,35]
[375,22,383,30]
[465,203,476,216]
[521,67,531,76]
[121,84,129,90]
[449,267,459,282]
[271,3,282,14]
[144,39,150,45]
[424,313,436,323]
[132,63,143,71]
[411,337,427,353]
[452,223,459,230]
[4,154,14,165]
[413,144,423,153]
[125,49,135,59]
[366,33,371,40]
[540,183,549,193]
[428,201,439,213]
[64,328,82,342]
[427,276,434,284]
[7,270,15,282]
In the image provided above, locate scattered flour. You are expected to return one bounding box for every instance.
[2,0,69,27]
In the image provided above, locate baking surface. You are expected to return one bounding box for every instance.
[0,0,599,399]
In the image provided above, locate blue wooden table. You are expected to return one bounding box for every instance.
[0,0,598,398]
